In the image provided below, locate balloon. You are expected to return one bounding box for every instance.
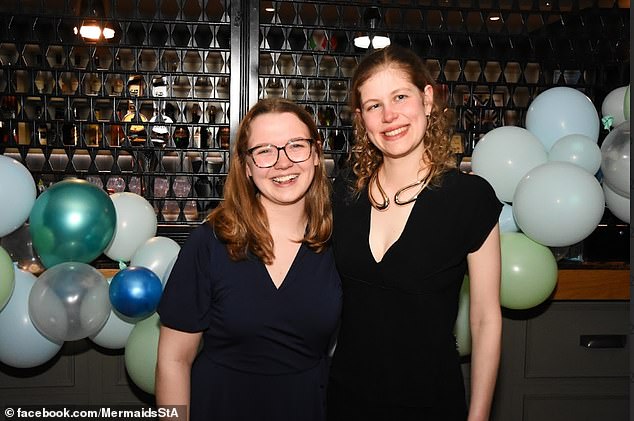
[0,269,62,368]
[601,86,628,128]
[29,179,117,268]
[499,203,519,233]
[600,121,630,198]
[130,236,181,286]
[513,162,605,247]
[28,262,110,342]
[104,193,158,263]
[0,223,45,275]
[471,126,548,202]
[525,87,600,151]
[624,85,630,121]
[454,276,471,357]
[0,247,14,311]
[89,278,137,349]
[548,134,602,175]
[0,155,37,237]
[125,312,160,395]
[109,266,163,319]
[500,233,558,310]
[603,183,630,224]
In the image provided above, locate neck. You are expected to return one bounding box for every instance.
[262,199,307,238]
[380,155,429,191]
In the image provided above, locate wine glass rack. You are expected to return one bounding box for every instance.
[0,0,629,252]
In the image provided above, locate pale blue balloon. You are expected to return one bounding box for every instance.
[548,134,602,175]
[0,155,37,237]
[601,86,628,127]
[513,162,605,247]
[499,203,519,233]
[600,121,630,198]
[471,126,548,202]
[0,269,62,368]
[526,87,600,151]
[130,236,181,287]
[454,276,471,357]
[90,278,137,350]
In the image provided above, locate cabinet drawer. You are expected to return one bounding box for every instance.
[523,394,628,421]
[525,302,628,378]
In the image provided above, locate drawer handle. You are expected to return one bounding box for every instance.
[579,334,627,349]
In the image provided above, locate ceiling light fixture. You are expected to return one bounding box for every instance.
[353,6,390,50]
[74,0,115,41]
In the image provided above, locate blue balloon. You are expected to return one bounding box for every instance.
[109,267,163,319]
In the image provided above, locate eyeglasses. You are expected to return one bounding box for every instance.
[247,138,314,168]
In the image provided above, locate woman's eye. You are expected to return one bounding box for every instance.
[395,94,407,102]
[366,103,380,111]
[255,147,273,156]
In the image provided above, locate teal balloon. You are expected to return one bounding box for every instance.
[29,179,116,268]
[125,312,160,395]
[0,246,15,311]
[624,85,630,121]
[500,233,558,310]
[454,276,471,356]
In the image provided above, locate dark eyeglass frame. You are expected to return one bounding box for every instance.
[246,138,315,168]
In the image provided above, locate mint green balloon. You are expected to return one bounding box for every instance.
[500,233,558,310]
[29,179,116,268]
[124,312,160,395]
[0,246,15,311]
[454,276,471,356]
[624,85,630,121]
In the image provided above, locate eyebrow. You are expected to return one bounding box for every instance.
[249,136,310,148]
[361,86,417,108]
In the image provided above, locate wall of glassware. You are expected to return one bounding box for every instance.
[0,0,629,235]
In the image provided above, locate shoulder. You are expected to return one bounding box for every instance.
[438,169,498,199]
[332,166,360,206]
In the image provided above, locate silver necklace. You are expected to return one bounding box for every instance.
[368,170,431,210]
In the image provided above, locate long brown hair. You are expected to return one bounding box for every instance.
[349,45,456,193]
[206,98,332,264]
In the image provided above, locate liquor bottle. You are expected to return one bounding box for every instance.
[173,125,190,148]
[62,105,79,146]
[149,103,172,148]
[151,75,168,98]
[194,157,213,212]
[127,74,145,97]
[192,126,201,148]
[85,109,101,147]
[34,105,47,145]
[123,101,148,146]
[216,126,230,149]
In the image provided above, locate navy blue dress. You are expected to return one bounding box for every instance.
[158,223,342,421]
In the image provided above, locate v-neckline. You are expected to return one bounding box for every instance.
[366,189,421,264]
[263,243,305,290]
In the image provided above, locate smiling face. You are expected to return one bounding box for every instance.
[245,112,319,210]
[357,66,434,161]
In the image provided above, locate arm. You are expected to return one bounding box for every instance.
[156,325,202,421]
[466,223,502,421]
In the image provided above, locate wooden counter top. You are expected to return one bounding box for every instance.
[99,266,630,301]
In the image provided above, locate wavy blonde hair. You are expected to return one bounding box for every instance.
[206,98,332,264]
[349,45,456,193]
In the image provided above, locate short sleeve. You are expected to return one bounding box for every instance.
[464,174,503,253]
[157,223,216,332]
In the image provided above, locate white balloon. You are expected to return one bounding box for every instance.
[601,86,628,127]
[104,193,158,262]
[548,134,602,175]
[600,121,630,198]
[471,126,548,202]
[89,278,137,349]
[0,269,62,368]
[0,156,37,237]
[130,236,181,286]
[454,276,471,357]
[526,87,600,151]
[499,203,520,233]
[513,162,605,247]
[603,183,630,224]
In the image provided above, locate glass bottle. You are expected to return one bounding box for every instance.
[173,125,190,148]
[151,75,168,98]
[123,101,148,146]
[149,103,172,148]
[62,105,79,146]
[216,126,230,149]
[34,105,48,146]
[127,74,145,97]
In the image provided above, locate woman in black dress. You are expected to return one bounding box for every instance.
[327,46,502,420]
[156,98,342,421]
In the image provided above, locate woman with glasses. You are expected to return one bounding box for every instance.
[156,98,342,421]
[327,46,502,421]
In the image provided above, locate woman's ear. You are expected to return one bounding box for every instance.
[423,84,434,116]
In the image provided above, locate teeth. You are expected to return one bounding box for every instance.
[273,175,298,183]
[384,127,407,137]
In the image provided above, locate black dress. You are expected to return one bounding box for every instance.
[327,170,502,421]
[158,223,342,421]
